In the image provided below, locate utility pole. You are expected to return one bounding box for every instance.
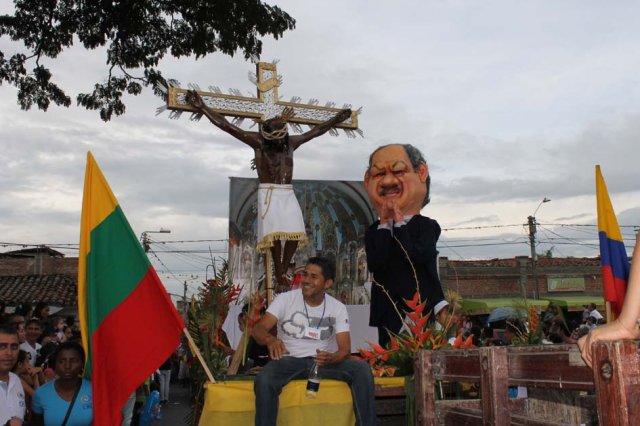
[528,197,550,300]
[140,228,171,253]
[141,232,150,253]
[183,280,188,315]
[528,215,539,299]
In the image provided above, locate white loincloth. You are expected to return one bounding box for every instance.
[256,184,307,253]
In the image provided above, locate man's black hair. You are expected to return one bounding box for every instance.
[0,324,17,336]
[34,302,48,318]
[50,341,86,367]
[25,318,41,327]
[367,143,431,206]
[307,256,336,281]
[14,302,32,317]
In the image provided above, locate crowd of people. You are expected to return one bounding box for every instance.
[424,299,610,349]
[0,302,191,426]
[0,302,86,426]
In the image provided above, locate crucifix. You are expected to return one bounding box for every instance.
[164,61,361,304]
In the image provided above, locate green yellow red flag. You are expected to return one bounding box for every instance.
[78,152,184,425]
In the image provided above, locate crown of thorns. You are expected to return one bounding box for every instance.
[260,107,296,140]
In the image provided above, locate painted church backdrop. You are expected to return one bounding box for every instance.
[228,177,376,305]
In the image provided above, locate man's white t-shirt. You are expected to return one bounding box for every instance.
[0,372,26,424]
[267,289,350,358]
[589,309,604,320]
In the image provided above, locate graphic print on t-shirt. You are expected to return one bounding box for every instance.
[280,310,335,340]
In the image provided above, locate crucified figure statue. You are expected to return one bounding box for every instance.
[186,90,352,289]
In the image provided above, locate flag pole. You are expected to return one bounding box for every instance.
[605,301,613,323]
[182,327,216,384]
[227,330,249,375]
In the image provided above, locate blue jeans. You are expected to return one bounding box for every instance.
[254,356,376,426]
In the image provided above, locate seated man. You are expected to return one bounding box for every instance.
[253,256,376,426]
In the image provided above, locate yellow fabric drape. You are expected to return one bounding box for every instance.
[198,377,405,425]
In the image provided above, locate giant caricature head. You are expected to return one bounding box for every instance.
[364,144,430,216]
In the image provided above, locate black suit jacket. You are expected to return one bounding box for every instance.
[365,215,445,332]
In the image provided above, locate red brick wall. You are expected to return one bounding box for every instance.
[439,256,603,298]
[0,256,78,276]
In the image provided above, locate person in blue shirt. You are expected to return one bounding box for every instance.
[31,342,93,426]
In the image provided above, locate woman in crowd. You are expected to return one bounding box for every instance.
[31,342,93,425]
[12,350,40,420]
[61,325,74,343]
[33,303,51,329]
[12,350,40,396]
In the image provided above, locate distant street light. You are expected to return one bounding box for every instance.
[141,228,171,253]
[533,197,551,218]
[528,198,551,299]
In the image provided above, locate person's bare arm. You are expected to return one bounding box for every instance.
[185,90,261,149]
[253,313,288,360]
[20,377,35,397]
[290,108,352,150]
[315,332,351,367]
[578,231,640,367]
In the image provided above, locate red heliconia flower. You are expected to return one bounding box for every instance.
[418,330,430,346]
[406,311,421,324]
[404,291,421,310]
[359,349,373,359]
[389,335,400,350]
[463,335,475,348]
[413,301,427,315]
[422,328,432,341]
[416,315,428,329]
[370,342,386,355]
[372,366,386,377]
[452,334,463,349]
[409,324,422,336]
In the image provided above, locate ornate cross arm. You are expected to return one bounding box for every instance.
[159,62,363,138]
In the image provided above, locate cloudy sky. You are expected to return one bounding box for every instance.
[2,1,640,297]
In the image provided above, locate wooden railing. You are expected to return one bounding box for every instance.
[414,340,640,425]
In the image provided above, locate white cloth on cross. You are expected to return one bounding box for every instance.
[256,184,307,253]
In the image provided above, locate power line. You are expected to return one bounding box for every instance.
[441,224,523,231]
[150,239,229,243]
[438,241,528,249]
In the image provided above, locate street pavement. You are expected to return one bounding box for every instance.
[159,382,193,425]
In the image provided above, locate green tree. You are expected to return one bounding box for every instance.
[0,0,295,121]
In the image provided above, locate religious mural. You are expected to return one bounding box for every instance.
[229,177,376,305]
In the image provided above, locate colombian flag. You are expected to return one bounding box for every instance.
[78,153,184,425]
[596,165,630,317]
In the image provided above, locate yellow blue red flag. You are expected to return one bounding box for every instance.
[596,165,629,316]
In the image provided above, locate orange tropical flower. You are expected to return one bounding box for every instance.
[359,290,463,376]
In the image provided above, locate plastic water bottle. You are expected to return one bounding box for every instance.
[306,361,320,398]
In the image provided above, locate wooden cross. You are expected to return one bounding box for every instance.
[165,62,361,136]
